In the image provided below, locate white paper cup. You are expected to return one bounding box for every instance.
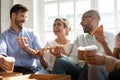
[4,57,15,73]
[77,47,85,62]
[84,45,98,66]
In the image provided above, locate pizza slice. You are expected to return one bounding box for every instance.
[91,25,104,36]
[42,45,64,51]
[16,37,28,42]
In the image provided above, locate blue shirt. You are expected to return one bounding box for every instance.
[0,28,42,72]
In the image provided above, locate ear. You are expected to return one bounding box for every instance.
[90,16,95,23]
[11,13,16,19]
[65,27,68,32]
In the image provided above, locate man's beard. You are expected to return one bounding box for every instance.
[83,22,92,33]
[15,21,24,29]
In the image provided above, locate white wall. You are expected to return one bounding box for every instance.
[0,0,45,46]
[33,0,45,46]
[1,0,13,32]
[1,0,34,31]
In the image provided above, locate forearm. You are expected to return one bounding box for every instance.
[23,47,38,57]
[105,56,120,72]
[39,57,48,69]
[101,41,113,56]
[113,48,120,58]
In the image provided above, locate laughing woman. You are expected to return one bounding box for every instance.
[38,18,73,73]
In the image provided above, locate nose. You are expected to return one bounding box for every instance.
[24,17,28,21]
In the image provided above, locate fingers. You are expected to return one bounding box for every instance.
[0,58,10,71]
[49,46,63,57]
[84,53,97,64]
[34,48,40,55]
[39,50,43,56]
[50,48,54,54]
[41,45,64,57]
[21,37,28,46]
[94,31,105,44]
[16,37,29,47]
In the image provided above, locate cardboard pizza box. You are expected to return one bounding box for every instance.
[1,74,71,80]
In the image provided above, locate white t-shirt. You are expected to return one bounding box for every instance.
[44,40,73,71]
[70,32,114,67]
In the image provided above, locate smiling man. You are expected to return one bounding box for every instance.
[0,4,47,74]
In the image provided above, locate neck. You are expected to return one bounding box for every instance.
[55,35,70,45]
[10,24,21,34]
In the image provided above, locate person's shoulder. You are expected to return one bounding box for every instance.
[24,28,34,32]
[0,29,10,36]
[23,28,37,36]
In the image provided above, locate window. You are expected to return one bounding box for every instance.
[98,0,115,33]
[44,0,91,44]
[117,0,120,33]
[42,0,119,45]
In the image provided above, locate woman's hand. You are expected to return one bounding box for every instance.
[50,45,65,58]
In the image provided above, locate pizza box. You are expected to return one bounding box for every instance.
[1,74,71,80]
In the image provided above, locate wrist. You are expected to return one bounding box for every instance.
[101,40,107,45]
[102,55,107,65]
[39,56,44,59]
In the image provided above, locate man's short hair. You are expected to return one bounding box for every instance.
[85,10,101,21]
[10,4,29,19]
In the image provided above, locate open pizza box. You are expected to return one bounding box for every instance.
[0,74,71,80]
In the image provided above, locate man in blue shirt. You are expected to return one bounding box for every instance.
[0,4,45,74]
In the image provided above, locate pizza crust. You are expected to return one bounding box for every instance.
[91,25,103,35]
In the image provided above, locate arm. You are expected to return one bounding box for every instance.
[0,34,12,70]
[105,56,120,72]
[50,46,68,58]
[39,42,52,69]
[85,53,106,65]
[16,30,42,57]
[113,48,120,58]
[94,31,114,56]
[101,41,113,56]
[38,50,48,69]
[0,55,11,71]
[85,53,120,72]
[113,33,120,58]
[16,37,39,57]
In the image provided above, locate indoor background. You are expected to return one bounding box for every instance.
[0,0,120,46]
